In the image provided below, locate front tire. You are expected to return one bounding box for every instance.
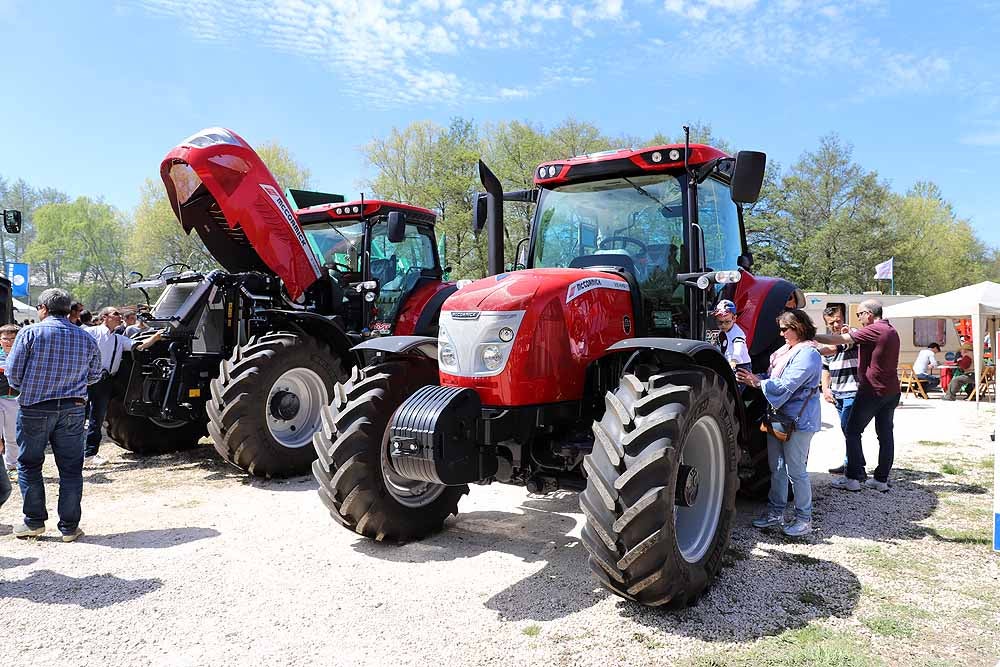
[580,366,738,607]
[206,332,347,478]
[312,357,468,542]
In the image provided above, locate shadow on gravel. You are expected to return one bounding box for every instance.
[249,475,319,493]
[85,527,221,549]
[351,491,609,621]
[0,570,161,608]
[94,444,247,483]
[0,556,37,569]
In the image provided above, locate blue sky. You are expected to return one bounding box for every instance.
[2,0,1000,247]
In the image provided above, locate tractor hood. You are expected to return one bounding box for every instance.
[446,268,630,312]
[160,127,323,300]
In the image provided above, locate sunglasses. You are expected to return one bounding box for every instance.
[779,326,791,332]
[35,304,43,310]
[108,312,122,317]
[857,310,871,316]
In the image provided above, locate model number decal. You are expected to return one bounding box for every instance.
[259,184,323,278]
[565,277,630,303]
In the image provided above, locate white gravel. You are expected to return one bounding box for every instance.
[0,396,996,666]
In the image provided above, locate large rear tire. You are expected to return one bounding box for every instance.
[312,357,468,542]
[580,366,739,607]
[105,398,207,455]
[206,332,347,478]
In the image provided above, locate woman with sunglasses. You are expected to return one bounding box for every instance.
[735,309,822,537]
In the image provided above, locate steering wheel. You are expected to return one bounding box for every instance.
[599,235,647,256]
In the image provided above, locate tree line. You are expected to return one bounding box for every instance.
[1,118,996,308]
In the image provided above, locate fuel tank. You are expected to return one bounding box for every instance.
[437,268,635,406]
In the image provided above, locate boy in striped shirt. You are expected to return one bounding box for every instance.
[821,306,859,475]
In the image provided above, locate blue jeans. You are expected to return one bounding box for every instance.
[17,402,87,534]
[845,391,900,483]
[833,391,857,468]
[916,373,940,390]
[85,377,113,456]
[0,458,10,508]
[766,430,814,521]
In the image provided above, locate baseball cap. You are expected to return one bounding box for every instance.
[713,299,737,316]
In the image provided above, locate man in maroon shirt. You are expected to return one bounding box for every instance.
[815,299,901,492]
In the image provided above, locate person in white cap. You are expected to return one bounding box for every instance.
[714,299,751,374]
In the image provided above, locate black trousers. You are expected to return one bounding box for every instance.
[85,376,113,456]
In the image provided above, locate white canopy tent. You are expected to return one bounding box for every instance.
[882,281,1000,401]
[11,297,34,323]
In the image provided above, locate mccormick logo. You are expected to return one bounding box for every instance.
[566,277,630,304]
[450,311,480,320]
[259,184,322,278]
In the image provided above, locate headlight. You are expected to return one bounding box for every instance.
[498,326,514,342]
[440,343,458,369]
[482,344,503,370]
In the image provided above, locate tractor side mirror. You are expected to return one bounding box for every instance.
[472,193,487,234]
[3,210,22,234]
[737,252,753,270]
[386,211,406,244]
[730,151,766,204]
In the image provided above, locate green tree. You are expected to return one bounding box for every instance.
[257,141,312,190]
[25,197,129,307]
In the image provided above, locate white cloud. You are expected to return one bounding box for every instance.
[664,0,757,21]
[445,7,480,35]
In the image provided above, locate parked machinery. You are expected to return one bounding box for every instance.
[106,127,456,477]
[313,131,800,605]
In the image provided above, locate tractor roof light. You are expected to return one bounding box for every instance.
[715,270,742,284]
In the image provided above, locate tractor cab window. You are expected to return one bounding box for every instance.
[698,178,743,272]
[533,174,689,335]
[369,221,437,326]
[303,221,365,272]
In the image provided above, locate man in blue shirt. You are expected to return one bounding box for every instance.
[6,288,102,542]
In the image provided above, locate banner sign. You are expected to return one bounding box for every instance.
[5,262,28,298]
[874,257,894,280]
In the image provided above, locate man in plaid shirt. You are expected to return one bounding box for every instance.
[6,288,102,542]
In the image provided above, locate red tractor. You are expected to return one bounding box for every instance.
[108,128,457,477]
[312,130,800,606]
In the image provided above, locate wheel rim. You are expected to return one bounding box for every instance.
[265,368,328,449]
[379,418,447,509]
[674,415,726,564]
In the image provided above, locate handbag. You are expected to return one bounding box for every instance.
[759,386,818,443]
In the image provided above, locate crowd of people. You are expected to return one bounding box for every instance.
[0,290,159,541]
[724,298,902,538]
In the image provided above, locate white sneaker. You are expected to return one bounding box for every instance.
[84,454,106,468]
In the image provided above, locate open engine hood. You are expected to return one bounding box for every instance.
[160,127,322,300]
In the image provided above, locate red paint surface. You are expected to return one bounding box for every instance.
[392,280,454,336]
[440,269,634,405]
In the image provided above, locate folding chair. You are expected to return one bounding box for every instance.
[967,366,996,401]
[899,367,929,400]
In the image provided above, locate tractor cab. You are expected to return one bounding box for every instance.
[297,200,444,334]
[527,144,759,343]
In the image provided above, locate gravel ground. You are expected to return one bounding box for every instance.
[1,396,998,666]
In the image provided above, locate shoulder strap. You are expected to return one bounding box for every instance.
[110,335,120,373]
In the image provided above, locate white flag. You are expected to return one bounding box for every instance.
[874,257,893,280]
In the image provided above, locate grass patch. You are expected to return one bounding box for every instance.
[631,631,664,650]
[521,624,541,637]
[863,615,914,638]
[973,456,994,470]
[940,462,965,475]
[918,440,950,447]
[687,625,880,667]
[931,527,991,545]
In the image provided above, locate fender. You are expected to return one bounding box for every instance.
[353,335,438,359]
[412,283,458,336]
[605,337,749,446]
[260,309,360,367]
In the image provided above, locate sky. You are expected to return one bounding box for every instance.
[2,0,1000,247]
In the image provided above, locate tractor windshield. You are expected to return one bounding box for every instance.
[532,173,689,335]
[303,222,365,271]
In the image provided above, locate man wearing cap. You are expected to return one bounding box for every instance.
[713,300,751,374]
[943,347,975,400]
